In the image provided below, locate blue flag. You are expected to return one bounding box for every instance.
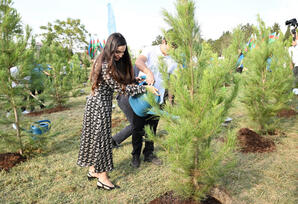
[107,3,116,35]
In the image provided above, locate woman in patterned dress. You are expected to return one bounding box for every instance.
[77,33,158,190]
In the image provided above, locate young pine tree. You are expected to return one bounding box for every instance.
[69,54,87,87]
[0,0,33,154]
[146,0,240,200]
[39,43,72,107]
[242,16,294,133]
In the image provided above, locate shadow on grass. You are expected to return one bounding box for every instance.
[111,155,157,184]
[220,153,273,203]
[43,129,80,156]
[279,116,297,132]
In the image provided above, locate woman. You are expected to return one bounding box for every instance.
[77,33,157,190]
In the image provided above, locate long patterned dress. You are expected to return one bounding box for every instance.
[77,63,146,173]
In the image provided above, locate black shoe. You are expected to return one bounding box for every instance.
[97,179,120,190]
[112,139,120,149]
[87,171,97,181]
[130,155,140,168]
[144,154,163,166]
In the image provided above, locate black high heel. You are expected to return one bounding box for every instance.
[97,179,120,190]
[87,171,97,181]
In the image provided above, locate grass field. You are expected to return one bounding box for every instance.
[0,85,297,204]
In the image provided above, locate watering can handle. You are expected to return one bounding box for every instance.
[35,120,51,124]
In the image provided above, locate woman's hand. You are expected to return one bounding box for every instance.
[145,85,160,96]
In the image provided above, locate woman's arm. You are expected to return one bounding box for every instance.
[101,63,146,96]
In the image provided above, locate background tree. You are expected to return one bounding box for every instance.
[283,26,293,46]
[207,23,254,55]
[69,54,88,86]
[152,34,163,45]
[39,18,89,57]
[240,23,254,43]
[0,0,33,154]
[147,0,239,200]
[271,22,281,34]
[207,31,233,56]
[242,16,294,133]
[38,43,73,107]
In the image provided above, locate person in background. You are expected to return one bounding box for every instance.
[26,64,48,112]
[236,50,244,73]
[288,32,298,87]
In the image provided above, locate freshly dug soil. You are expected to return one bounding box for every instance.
[0,153,26,171]
[238,128,276,153]
[149,191,221,204]
[26,106,70,116]
[277,109,297,118]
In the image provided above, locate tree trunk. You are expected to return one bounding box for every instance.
[11,98,23,155]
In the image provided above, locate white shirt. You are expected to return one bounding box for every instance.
[138,45,177,103]
[288,41,298,66]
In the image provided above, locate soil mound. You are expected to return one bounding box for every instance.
[149,191,221,204]
[0,153,26,171]
[26,106,69,116]
[277,109,297,118]
[238,128,276,153]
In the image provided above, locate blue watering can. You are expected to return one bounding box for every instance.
[129,76,160,117]
[30,120,51,135]
[129,92,160,117]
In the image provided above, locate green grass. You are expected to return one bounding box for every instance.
[0,86,297,204]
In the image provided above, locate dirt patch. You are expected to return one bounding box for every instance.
[0,153,26,171]
[26,106,70,117]
[237,128,276,153]
[112,118,127,128]
[277,109,297,118]
[148,191,221,204]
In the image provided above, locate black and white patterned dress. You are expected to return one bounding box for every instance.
[77,63,146,173]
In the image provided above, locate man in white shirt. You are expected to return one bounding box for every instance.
[288,33,298,87]
[112,38,177,168]
[129,39,177,168]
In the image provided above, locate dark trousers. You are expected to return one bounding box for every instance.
[112,65,140,144]
[112,95,134,144]
[131,112,159,157]
[21,88,45,112]
[112,94,160,157]
[294,66,298,87]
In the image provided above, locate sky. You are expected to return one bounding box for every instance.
[13,0,296,52]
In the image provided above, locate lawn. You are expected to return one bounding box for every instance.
[0,84,297,204]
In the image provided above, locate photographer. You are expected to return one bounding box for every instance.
[286,18,298,87]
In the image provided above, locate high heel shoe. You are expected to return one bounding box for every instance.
[97,179,120,190]
[87,171,97,181]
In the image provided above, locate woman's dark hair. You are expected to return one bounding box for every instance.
[90,33,134,93]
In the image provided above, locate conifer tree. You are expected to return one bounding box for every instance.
[80,52,91,80]
[69,54,87,87]
[147,0,240,200]
[242,16,294,133]
[38,43,72,107]
[0,0,33,154]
